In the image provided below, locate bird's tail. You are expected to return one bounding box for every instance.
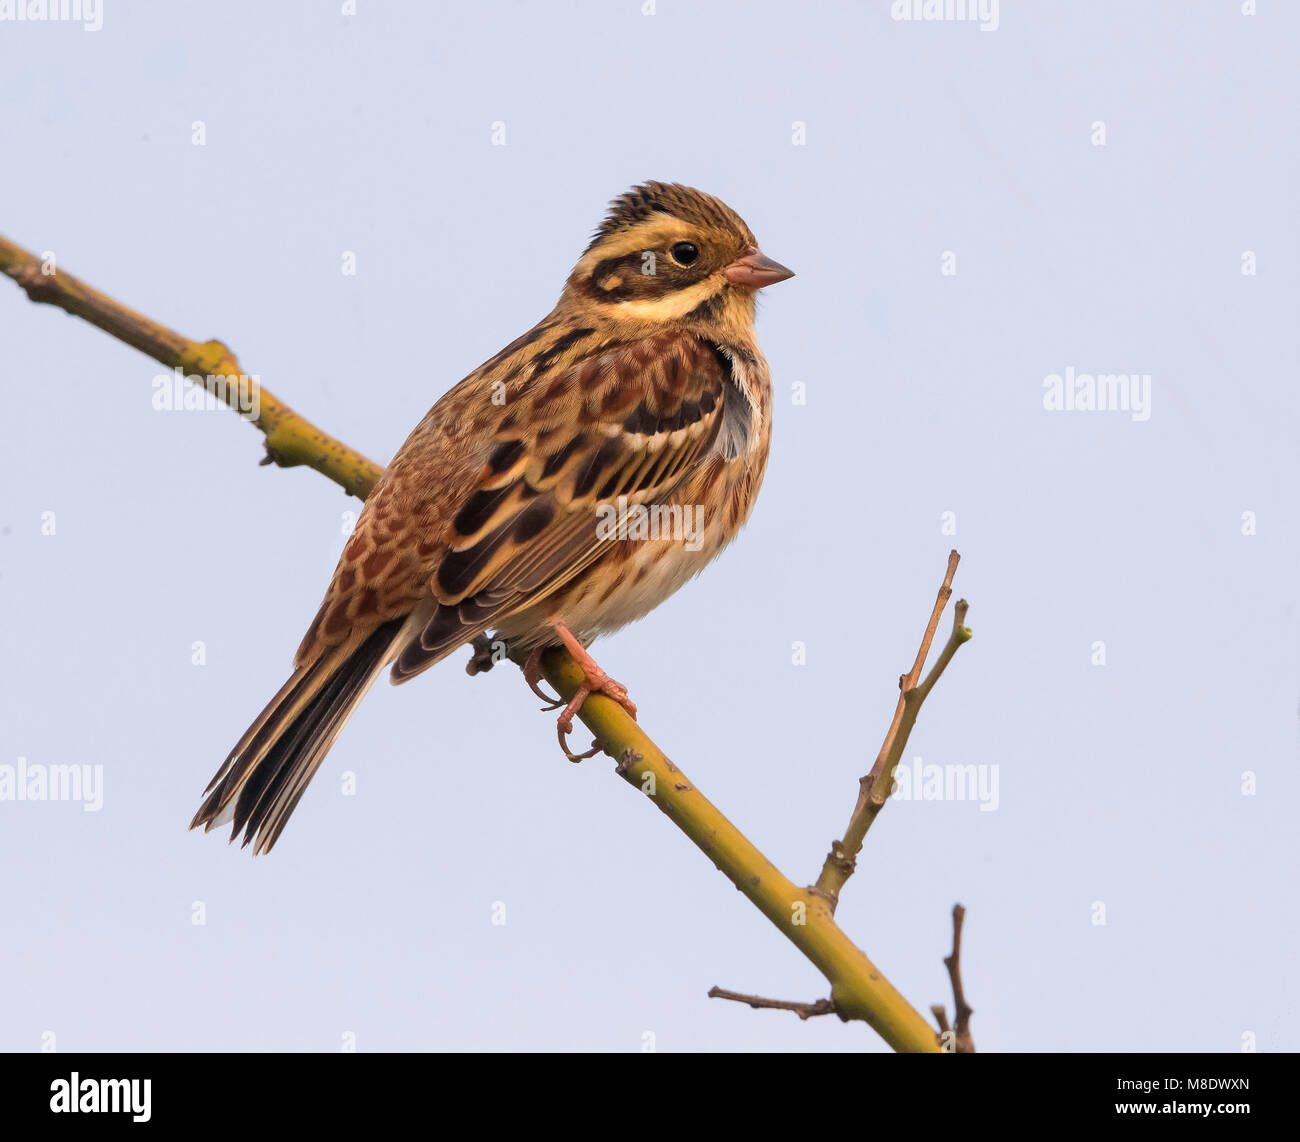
[190,618,407,855]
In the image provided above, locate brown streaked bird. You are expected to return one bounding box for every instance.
[191,181,793,854]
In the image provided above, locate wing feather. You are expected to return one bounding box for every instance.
[298,327,733,685]
[399,331,729,677]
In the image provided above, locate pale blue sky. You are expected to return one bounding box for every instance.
[2,0,1296,1052]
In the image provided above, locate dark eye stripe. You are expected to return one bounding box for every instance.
[581,248,702,303]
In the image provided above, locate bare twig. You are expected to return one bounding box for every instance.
[707,987,836,1021]
[932,904,975,1053]
[813,554,972,910]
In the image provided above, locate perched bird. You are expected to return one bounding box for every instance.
[191,182,793,853]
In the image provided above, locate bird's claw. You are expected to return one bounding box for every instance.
[557,719,601,763]
[521,646,563,709]
[552,669,637,763]
[534,624,637,762]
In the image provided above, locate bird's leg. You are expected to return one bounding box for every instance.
[522,646,564,710]
[549,622,638,736]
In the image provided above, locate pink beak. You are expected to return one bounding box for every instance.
[723,247,795,288]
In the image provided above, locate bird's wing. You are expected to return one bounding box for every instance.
[294,328,732,681]
[392,328,733,679]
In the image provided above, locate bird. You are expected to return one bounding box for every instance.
[190,181,794,854]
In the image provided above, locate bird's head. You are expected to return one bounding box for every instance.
[563,182,793,331]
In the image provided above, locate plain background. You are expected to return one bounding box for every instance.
[2,0,1296,1052]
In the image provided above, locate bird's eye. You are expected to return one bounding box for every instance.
[670,241,699,266]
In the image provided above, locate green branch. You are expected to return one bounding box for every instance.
[0,236,381,498]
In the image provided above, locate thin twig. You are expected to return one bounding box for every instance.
[932,904,975,1053]
[707,987,836,1021]
[916,599,970,705]
[813,553,972,910]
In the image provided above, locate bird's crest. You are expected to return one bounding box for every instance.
[588,182,755,251]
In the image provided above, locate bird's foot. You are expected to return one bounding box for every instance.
[548,623,637,762]
[553,668,637,735]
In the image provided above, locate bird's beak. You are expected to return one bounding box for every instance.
[723,248,795,288]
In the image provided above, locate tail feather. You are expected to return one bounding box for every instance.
[191,618,406,855]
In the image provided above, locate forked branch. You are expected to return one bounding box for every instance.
[814,553,972,910]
